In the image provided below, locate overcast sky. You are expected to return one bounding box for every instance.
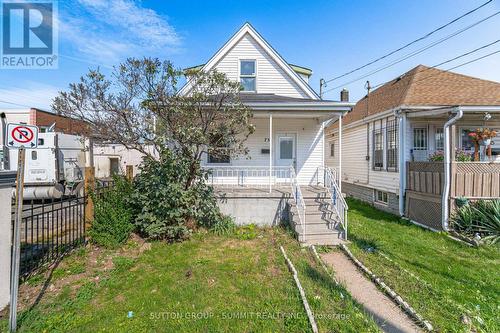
[0,0,499,109]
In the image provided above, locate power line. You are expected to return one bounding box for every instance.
[0,100,34,108]
[323,10,500,95]
[323,0,494,84]
[367,47,500,96]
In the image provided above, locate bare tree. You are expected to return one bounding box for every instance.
[53,58,254,188]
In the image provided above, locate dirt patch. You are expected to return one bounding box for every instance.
[0,233,148,318]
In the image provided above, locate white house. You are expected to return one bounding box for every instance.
[326,65,500,230]
[180,23,352,244]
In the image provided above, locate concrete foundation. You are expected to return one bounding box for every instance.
[342,181,399,215]
[216,190,290,226]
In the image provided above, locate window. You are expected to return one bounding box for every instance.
[375,190,388,204]
[435,128,444,150]
[386,120,398,171]
[330,143,335,157]
[279,137,294,159]
[413,128,428,150]
[240,60,256,92]
[373,129,384,170]
[31,151,37,160]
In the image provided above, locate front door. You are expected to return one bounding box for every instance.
[276,133,296,169]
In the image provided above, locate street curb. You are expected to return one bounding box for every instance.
[279,246,318,333]
[339,244,434,332]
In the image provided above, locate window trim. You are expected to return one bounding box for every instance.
[239,59,257,92]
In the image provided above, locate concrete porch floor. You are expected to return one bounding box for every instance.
[214,185,328,198]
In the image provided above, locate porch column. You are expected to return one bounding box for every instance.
[398,112,407,216]
[338,115,342,191]
[269,114,273,193]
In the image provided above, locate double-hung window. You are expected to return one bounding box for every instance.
[413,128,428,150]
[386,120,398,171]
[240,60,256,92]
[435,128,444,151]
[373,129,384,170]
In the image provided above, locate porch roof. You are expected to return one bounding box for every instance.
[242,93,353,116]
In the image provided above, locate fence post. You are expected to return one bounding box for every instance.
[126,165,133,181]
[84,167,95,229]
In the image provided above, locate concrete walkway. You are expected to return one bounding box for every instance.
[321,251,422,333]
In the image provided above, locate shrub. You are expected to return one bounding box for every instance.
[211,215,236,236]
[428,149,472,162]
[132,149,221,241]
[88,176,135,248]
[451,199,500,245]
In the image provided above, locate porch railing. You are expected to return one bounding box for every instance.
[317,166,348,240]
[290,166,306,242]
[204,166,292,188]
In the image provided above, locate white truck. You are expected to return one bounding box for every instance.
[7,132,90,199]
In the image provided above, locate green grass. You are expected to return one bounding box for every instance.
[346,198,500,333]
[1,228,379,333]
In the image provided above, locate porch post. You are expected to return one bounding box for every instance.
[338,115,342,191]
[269,114,273,193]
[398,112,407,216]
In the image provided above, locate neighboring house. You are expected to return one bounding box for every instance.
[180,23,352,244]
[326,65,500,230]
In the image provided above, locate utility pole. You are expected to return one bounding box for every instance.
[319,79,326,100]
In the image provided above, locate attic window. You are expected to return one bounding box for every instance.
[240,60,256,92]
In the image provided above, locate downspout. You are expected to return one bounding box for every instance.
[395,108,406,216]
[442,107,463,231]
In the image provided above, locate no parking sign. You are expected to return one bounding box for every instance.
[5,123,38,149]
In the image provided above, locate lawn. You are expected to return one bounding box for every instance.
[346,198,500,333]
[1,227,379,333]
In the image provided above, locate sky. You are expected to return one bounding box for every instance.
[0,0,499,110]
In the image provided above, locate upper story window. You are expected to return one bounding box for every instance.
[240,60,256,92]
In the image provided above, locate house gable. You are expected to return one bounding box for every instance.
[179,23,319,99]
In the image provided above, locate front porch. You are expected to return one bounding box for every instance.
[205,165,348,245]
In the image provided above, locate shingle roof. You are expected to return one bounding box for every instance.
[342,65,500,125]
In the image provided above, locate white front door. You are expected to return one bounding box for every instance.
[276,133,296,168]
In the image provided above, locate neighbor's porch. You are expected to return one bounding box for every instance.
[403,108,500,230]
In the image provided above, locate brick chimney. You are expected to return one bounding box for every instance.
[340,88,349,102]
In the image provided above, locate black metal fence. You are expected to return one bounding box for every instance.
[12,194,86,279]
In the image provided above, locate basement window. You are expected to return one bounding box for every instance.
[375,190,388,204]
[240,60,256,92]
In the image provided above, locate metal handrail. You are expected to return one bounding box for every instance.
[318,166,348,240]
[290,166,306,242]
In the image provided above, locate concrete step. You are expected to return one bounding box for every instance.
[302,233,346,246]
[301,224,340,234]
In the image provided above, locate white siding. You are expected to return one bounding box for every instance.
[213,33,310,98]
[202,117,324,185]
[327,117,400,194]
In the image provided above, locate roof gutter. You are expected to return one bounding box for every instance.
[442,106,463,231]
[246,102,353,112]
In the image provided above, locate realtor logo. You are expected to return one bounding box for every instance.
[1,0,58,69]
